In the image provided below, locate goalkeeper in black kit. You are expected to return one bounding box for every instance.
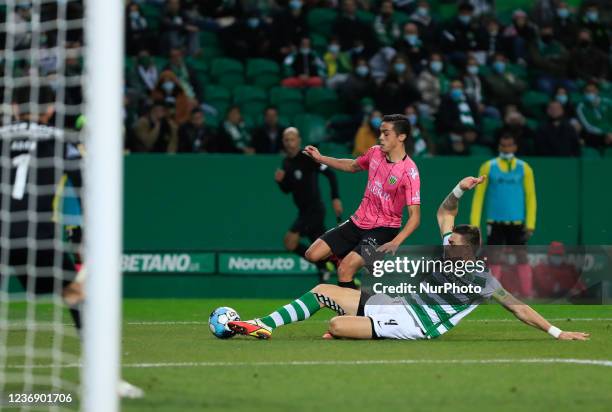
[275,127,343,283]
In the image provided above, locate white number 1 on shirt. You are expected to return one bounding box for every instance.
[12,154,31,200]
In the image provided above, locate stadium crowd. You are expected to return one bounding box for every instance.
[2,0,611,157]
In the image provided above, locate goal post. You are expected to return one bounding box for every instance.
[82,0,124,411]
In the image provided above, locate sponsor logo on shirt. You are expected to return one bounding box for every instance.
[388,175,398,185]
[367,179,391,201]
[409,167,419,180]
[412,190,420,203]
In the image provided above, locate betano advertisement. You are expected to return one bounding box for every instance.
[122,252,317,274]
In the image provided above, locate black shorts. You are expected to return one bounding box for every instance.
[290,208,326,242]
[487,222,527,245]
[320,218,399,259]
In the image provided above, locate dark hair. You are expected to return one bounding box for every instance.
[13,86,55,107]
[382,114,411,139]
[452,224,481,249]
[264,105,278,114]
[498,132,516,144]
[191,107,204,115]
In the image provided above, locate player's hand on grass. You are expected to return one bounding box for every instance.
[377,241,400,255]
[332,198,343,217]
[303,145,322,162]
[557,331,590,341]
[274,169,285,182]
[459,175,486,191]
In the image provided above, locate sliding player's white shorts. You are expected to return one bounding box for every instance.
[364,294,425,340]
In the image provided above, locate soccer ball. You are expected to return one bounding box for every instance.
[209,307,240,339]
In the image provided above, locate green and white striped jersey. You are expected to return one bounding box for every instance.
[403,233,502,339]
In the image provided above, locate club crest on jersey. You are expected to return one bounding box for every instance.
[388,175,398,185]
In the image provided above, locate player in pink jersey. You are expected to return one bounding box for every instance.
[303,114,421,289]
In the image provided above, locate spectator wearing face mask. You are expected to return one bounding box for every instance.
[408,1,439,45]
[353,110,382,156]
[160,0,200,56]
[125,2,152,55]
[502,9,537,63]
[579,3,610,53]
[568,29,609,82]
[532,242,584,299]
[222,11,273,60]
[404,104,433,157]
[333,0,377,54]
[436,79,481,155]
[553,86,581,131]
[323,37,352,89]
[479,19,510,63]
[576,83,612,149]
[127,49,159,99]
[282,37,325,88]
[416,52,450,117]
[376,55,421,114]
[373,1,401,47]
[338,58,377,113]
[552,2,579,50]
[535,100,581,157]
[164,47,199,100]
[482,52,527,109]
[471,133,536,245]
[462,55,500,120]
[394,22,429,74]
[151,70,194,124]
[527,25,572,95]
[496,107,534,155]
[270,0,309,60]
[441,2,484,65]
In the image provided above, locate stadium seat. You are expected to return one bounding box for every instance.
[205,85,231,106]
[581,147,601,159]
[470,144,493,157]
[521,91,550,119]
[604,148,612,158]
[240,102,268,119]
[153,56,169,71]
[217,73,246,88]
[252,73,281,90]
[305,88,342,118]
[233,85,267,106]
[270,87,302,105]
[307,8,338,37]
[185,56,207,73]
[140,3,162,30]
[294,113,327,145]
[246,58,280,80]
[210,58,244,80]
[393,11,411,27]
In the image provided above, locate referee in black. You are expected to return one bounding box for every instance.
[275,127,343,283]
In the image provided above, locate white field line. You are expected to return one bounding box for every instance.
[123,318,612,326]
[5,318,611,328]
[6,358,612,369]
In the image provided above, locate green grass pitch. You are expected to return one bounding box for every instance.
[121,300,612,412]
[5,299,612,411]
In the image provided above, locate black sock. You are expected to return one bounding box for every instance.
[338,280,358,289]
[69,306,82,335]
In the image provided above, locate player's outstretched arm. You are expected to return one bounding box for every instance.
[437,176,486,235]
[303,145,362,173]
[493,288,590,341]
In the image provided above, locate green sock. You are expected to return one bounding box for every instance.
[259,291,321,329]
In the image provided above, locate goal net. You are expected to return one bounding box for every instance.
[0,1,123,411]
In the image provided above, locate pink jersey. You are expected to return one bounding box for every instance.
[352,145,421,229]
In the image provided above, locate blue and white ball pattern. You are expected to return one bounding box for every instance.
[209,307,240,339]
